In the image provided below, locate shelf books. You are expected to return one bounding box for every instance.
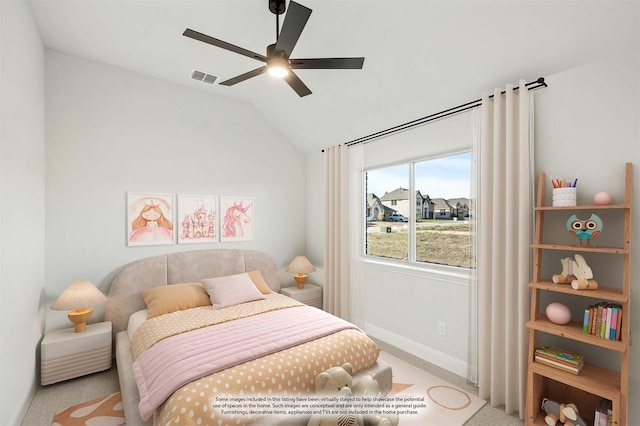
[534,345,584,375]
[582,302,622,341]
[594,398,612,426]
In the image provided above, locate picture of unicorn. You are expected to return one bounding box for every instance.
[221,198,254,241]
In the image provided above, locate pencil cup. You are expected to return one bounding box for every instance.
[552,187,577,207]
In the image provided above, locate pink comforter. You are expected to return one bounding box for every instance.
[132,305,359,420]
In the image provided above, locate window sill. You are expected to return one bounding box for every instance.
[363,257,474,287]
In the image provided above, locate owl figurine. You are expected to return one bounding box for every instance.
[567,214,603,245]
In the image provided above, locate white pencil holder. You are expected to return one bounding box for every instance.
[552,187,577,207]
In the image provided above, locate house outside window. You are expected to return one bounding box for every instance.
[365,151,474,269]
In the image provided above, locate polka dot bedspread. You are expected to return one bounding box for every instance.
[129,294,381,426]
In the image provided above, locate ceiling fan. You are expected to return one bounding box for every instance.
[183,0,365,97]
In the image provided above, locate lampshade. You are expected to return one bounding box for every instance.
[51,280,107,332]
[286,256,316,289]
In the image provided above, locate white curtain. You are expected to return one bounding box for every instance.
[467,109,481,386]
[477,80,534,418]
[323,143,364,324]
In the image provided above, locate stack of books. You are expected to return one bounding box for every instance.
[582,302,622,341]
[534,345,584,375]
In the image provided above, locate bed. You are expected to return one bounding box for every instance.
[105,249,391,426]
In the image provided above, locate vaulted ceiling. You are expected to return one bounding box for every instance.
[27,0,639,153]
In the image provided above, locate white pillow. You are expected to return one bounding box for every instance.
[202,272,266,309]
[127,309,148,340]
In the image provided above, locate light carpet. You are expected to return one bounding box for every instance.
[379,351,486,425]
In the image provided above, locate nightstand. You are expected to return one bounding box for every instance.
[281,284,322,309]
[41,321,112,385]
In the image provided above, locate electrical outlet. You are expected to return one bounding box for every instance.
[437,321,447,336]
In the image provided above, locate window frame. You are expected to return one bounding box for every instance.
[364,148,473,272]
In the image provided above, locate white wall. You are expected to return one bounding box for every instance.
[305,150,325,284]
[534,51,639,421]
[44,50,309,332]
[0,1,47,424]
[306,114,477,377]
[306,51,640,414]
[359,112,476,376]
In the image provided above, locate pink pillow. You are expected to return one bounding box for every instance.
[202,272,266,309]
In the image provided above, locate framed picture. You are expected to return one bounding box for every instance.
[177,194,218,244]
[220,196,254,242]
[126,192,175,246]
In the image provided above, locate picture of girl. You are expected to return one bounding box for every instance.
[127,193,175,246]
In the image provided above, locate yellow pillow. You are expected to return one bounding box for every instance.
[142,283,211,319]
[247,270,273,294]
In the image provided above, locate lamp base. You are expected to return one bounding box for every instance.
[68,308,93,333]
[294,273,308,289]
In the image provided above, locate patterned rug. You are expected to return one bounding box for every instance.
[52,392,124,426]
[380,351,486,425]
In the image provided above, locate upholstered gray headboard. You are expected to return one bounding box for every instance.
[105,249,280,336]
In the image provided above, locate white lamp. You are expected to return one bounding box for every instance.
[50,280,107,333]
[286,256,316,289]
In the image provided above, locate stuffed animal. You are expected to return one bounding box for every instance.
[307,365,400,426]
[541,398,588,426]
[315,363,357,397]
[551,254,598,290]
[352,376,399,426]
[307,363,364,426]
[352,375,379,397]
[307,412,361,426]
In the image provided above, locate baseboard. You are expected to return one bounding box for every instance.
[364,322,469,378]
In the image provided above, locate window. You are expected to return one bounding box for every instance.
[365,151,474,269]
[365,164,409,259]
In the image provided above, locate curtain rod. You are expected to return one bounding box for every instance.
[340,77,547,148]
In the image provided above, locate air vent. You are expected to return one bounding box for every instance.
[190,70,206,81]
[202,74,217,84]
[190,69,217,84]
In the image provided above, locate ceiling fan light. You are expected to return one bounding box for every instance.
[268,66,289,78]
[267,58,290,78]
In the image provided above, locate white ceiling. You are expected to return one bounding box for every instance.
[27,0,639,153]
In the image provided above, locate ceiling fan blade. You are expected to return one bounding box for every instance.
[183,28,267,62]
[290,57,365,69]
[273,1,311,56]
[219,66,267,86]
[284,71,312,97]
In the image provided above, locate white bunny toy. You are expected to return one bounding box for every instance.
[552,254,598,290]
[570,254,598,290]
